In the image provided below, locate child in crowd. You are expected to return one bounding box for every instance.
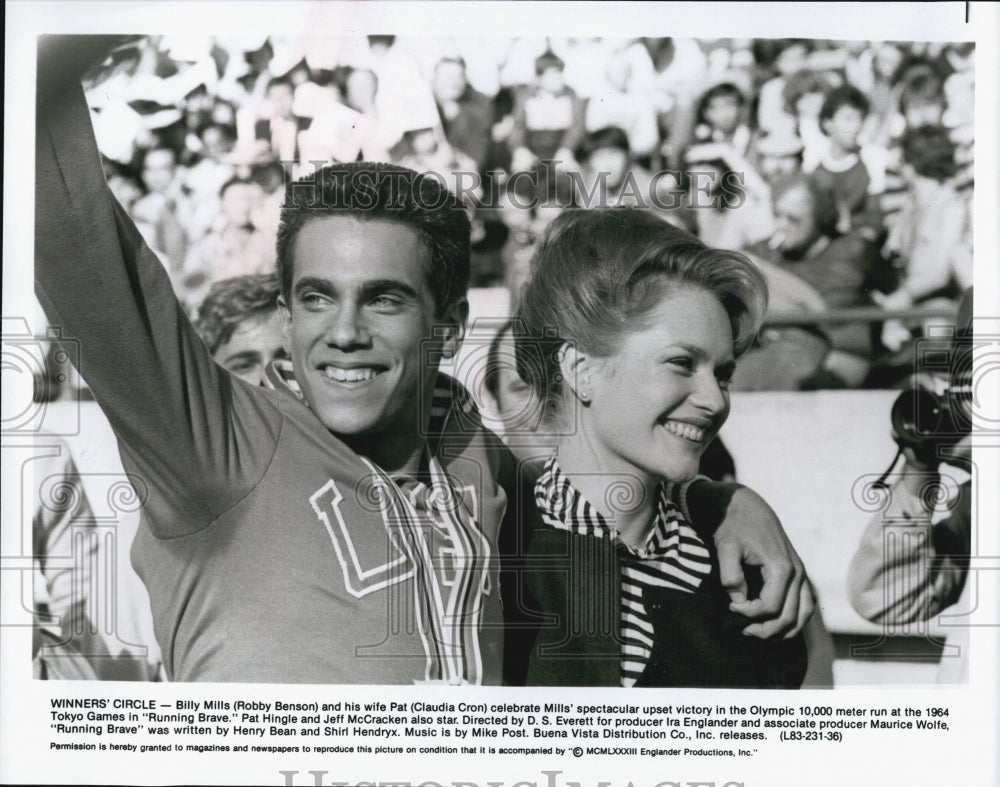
[509,50,586,173]
[691,76,752,157]
[782,69,836,173]
[809,85,886,243]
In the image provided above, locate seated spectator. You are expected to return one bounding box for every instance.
[753,126,805,184]
[875,125,972,352]
[393,126,479,195]
[194,273,287,386]
[782,69,837,172]
[509,50,586,173]
[734,176,874,390]
[499,170,574,309]
[584,55,660,161]
[131,145,190,274]
[684,141,774,251]
[432,56,495,176]
[342,67,396,161]
[691,75,753,157]
[879,66,948,220]
[572,126,656,210]
[809,85,887,243]
[756,39,812,135]
[183,177,277,299]
[254,76,311,162]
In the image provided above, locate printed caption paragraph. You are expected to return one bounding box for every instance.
[47,697,953,758]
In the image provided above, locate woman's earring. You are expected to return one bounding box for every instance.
[579,389,590,402]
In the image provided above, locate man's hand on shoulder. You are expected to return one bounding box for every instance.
[687,480,814,639]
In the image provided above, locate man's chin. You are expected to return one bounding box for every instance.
[313,410,386,439]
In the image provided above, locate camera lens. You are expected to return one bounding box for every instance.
[890,388,944,449]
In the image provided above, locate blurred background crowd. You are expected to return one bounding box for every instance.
[67,33,974,393]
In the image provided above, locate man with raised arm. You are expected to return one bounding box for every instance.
[35,36,811,684]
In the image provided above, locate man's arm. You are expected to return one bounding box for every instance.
[684,480,814,639]
[848,458,970,625]
[34,37,280,535]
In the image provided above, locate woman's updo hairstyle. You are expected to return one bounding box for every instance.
[515,208,767,422]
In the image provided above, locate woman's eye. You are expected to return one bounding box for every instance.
[666,357,694,372]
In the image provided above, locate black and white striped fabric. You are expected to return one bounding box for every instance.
[534,456,713,686]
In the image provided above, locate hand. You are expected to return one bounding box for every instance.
[687,481,815,638]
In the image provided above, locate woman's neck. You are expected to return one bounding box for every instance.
[556,433,660,550]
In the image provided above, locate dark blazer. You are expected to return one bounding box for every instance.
[502,515,808,688]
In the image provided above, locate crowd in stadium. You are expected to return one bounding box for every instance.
[81,34,974,392]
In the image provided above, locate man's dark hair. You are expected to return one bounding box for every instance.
[576,126,630,161]
[218,176,258,199]
[697,82,745,124]
[899,69,945,113]
[819,84,870,123]
[901,124,957,182]
[195,273,282,355]
[534,50,565,76]
[277,162,471,316]
[772,174,839,239]
[435,55,467,73]
[782,70,832,114]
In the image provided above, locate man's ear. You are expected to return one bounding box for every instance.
[277,294,292,353]
[439,298,469,360]
[558,342,592,403]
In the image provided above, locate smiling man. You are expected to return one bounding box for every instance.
[35,36,811,685]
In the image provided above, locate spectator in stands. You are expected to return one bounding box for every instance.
[584,55,660,162]
[499,167,574,308]
[432,56,495,176]
[184,176,277,288]
[195,273,286,386]
[898,67,947,130]
[753,126,805,185]
[875,125,972,352]
[879,66,948,221]
[509,50,586,173]
[756,39,812,135]
[572,126,656,210]
[691,76,752,157]
[254,76,311,163]
[735,176,873,390]
[684,140,774,252]
[782,69,836,172]
[810,85,886,242]
[131,146,190,273]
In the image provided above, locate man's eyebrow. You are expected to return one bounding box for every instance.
[359,279,421,301]
[293,276,336,298]
[292,277,421,302]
